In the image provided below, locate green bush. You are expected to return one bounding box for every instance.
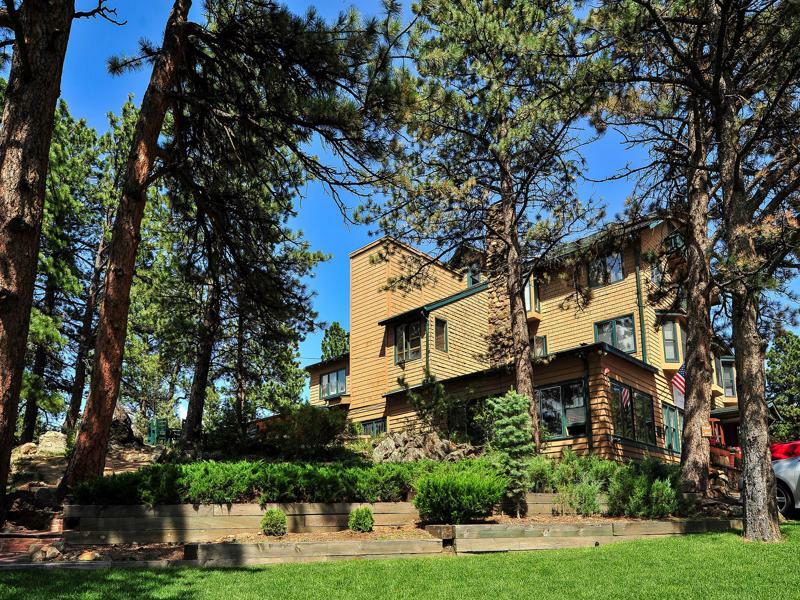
[567,474,603,516]
[69,458,500,506]
[607,458,681,518]
[413,469,507,524]
[525,455,555,493]
[261,508,287,536]
[485,391,535,515]
[348,507,375,532]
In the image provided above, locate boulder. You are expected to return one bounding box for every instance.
[37,431,67,456]
[109,404,138,445]
[11,442,38,459]
[44,545,62,560]
[77,550,101,562]
[371,429,479,463]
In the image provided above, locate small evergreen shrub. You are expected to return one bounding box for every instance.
[414,469,507,524]
[526,455,555,492]
[607,458,681,518]
[261,508,287,536]
[348,507,375,532]
[569,474,603,516]
[485,391,535,515]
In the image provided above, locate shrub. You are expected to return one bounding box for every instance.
[526,455,555,493]
[348,507,375,532]
[607,458,681,518]
[414,469,507,524]
[261,508,287,536]
[569,474,603,516]
[485,391,535,515]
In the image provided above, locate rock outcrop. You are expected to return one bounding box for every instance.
[371,430,479,463]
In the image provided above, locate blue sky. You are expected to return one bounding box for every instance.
[60,1,646,391]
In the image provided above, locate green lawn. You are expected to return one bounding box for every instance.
[3,523,800,600]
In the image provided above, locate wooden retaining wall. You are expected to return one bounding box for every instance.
[189,539,444,567]
[523,493,608,516]
[450,519,742,553]
[63,502,418,545]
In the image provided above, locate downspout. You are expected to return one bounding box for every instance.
[634,246,649,364]
[424,310,430,374]
[583,351,593,454]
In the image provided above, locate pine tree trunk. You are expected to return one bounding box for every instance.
[182,270,221,443]
[716,100,781,541]
[64,233,107,433]
[679,105,714,496]
[21,275,57,443]
[485,164,539,451]
[235,311,247,437]
[0,2,75,505]
[59,0,192,493]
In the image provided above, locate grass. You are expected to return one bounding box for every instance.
[2,523,800,600]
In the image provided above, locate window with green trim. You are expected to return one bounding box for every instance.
[434,318,448,352]
[662,319,680,362]
[361,417,387,436]
[721,359,736,396]
[663,403,683,453]
[595,315,636,353]
[536,380,586,438]
[524,277,541,312]
[395,321,421,363]
[610,381,656,445]
[467,262,482,286]
[533,335,547,358]
[589,252,624,287]
[320,368,346,399]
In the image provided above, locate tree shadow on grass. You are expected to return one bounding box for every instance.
[0,568,202,600]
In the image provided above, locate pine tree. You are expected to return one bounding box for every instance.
[321,322,349,361]
[359,0,602,451]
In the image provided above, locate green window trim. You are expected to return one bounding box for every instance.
[594,314,637,354]
[609,379,656,445]
[394,321,422,364]
[467,262,482,287]
[360,417,387,436]
[533,335,547,358]
[535,379,587,439]
[434,317,448,352]
[720,358,736,397]
[588,252,625,288]
[320,368,347,399]
[662,319,681,363]
[662,403,684,454]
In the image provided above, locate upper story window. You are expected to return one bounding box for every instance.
[524,277,541,312]
[536,380,586,439]
[467,261,482,287]
[589,252,624,287]
[662,320,680,363]
[664,230,685,253]
[320,368,347,398]
[395,321,422,363]
[720,358,736,397]
[610,381,656,445]
[595,315,636,353]
[434,318,448,352]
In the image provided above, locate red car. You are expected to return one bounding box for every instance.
[771,441,800,461]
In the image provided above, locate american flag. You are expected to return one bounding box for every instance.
[672,363,686,395]
[621,386,630,408]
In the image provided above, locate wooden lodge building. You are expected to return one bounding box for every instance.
[306,219,740,463]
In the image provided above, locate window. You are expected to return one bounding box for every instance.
[663,403,684,453]
[395,321,422,363]
[320,368,347,398]
[610,381,655,445]
[535,380,586,438]
[721,359,736,397]
[662,320,680,362]
[434,318,448,352]
[589,252,624,287]
[361,417,387,436]
[595,315,636,353]
[467,262,482,286]
[533,335,547,358]
[664,230,685,253]
[651,261,664,286]
[524,277,541,312]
